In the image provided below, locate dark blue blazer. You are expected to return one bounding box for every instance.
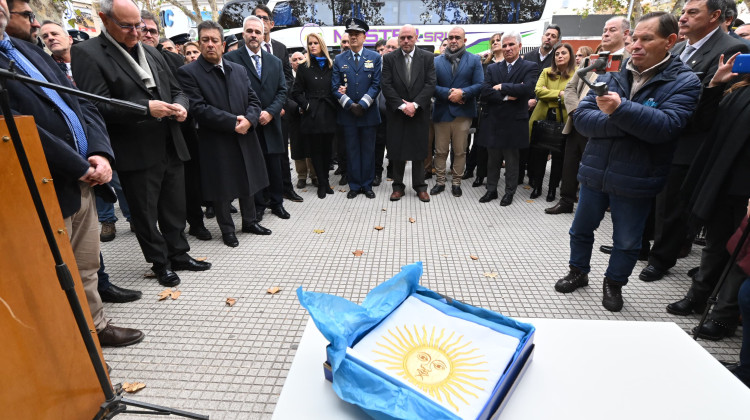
[331,48,381,127]
[0,36,113,218]
[432,52,484,122]
[225,47,288,154]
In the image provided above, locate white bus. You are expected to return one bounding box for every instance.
[219,0,562,54]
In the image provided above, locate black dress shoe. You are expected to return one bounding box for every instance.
[545,202,573,214]
[284,190,304,202]
[154,269,180,287]
[472,177,484,187]
[372,175,382,186]
[546,189,556,202]
[188,225,212,241]
[666,297,707,316]
[229,204,238,213]
[479,191,498,203]
[462,170,474,180]
[530,187,542,199]
[692,319,737,341]
[97,322,145,348]
[99,284,143,303]
[326,186,334,194]
[338,175,348,185]
[222,232,239,247]
[602,277,624,312]
[171,257,212,271]
[271,206,291,219]
[347,190,359,199]
[317,188,326,199]
[204,206,215,218]
[451,185,462,197]
[430,184,445,195]
[639,264,666,282]
[364,190,376,199]
[296,179,306,189]
[600,245,613,254]
[554,267,589,293]
[424,171,433,179]
[256,210,264,222]
[242,222,271,235]
[500,192,514,206]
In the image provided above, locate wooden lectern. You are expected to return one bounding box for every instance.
[0,116,106,419]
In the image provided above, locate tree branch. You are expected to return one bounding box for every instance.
[162,0,203,24]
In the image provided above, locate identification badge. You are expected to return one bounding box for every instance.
[342,64,349,69]
[364,61,374,69]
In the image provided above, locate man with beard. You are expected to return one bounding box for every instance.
[431,26,483,198]
[5,0,38,43]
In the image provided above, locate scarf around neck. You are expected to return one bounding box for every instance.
[102,29,156,89]
[444,46,466,74]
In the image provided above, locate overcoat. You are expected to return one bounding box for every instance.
[291,60,337,134]
[224,47,288,155]
[477,58,538,150]
[176,56,269,201]
[381,47,436,161]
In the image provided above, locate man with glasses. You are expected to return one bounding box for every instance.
[72,0,212,288]
[431,26,483,198]
[6,0,39,43]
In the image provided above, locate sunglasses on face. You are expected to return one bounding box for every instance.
[141,27,159,36]
[10,11,35,23]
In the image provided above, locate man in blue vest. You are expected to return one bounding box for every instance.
[332,17,381,199]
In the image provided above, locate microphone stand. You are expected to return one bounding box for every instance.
[0,64,207,420]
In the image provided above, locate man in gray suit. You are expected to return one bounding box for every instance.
[225,15,291,221]
[640,0,749,284]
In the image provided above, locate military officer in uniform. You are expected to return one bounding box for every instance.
[332,17,382,199]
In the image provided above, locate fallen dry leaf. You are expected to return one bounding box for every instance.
[170,290,181,300]
[267,287,281,294]
[122,382,146,393]
[408,217,416,223]
[226,298,237,307]
[374,225,384,231]
[313,229,325,234]
[195,257,207,261]
[470,255,479,260]
[158,289,172,300]
[484,272,499,278]
[381,208,387,212]
[526,200,534,203]
[144,271,156,279]
[353,250,364,257]
[339,188,347,192]
[522,185,531,190]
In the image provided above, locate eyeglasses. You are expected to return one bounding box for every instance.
[141,27,159,36]
[447,35,462,40]
[107,15,144,32]
[10,11,35,23]
[253,15,270,21]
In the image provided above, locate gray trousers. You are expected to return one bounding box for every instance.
[487,148,519,195]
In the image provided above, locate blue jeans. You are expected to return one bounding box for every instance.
[96,170,131,222]
[96,252,112,292]
[569,185,652,284]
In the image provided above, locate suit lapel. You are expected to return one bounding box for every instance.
[240,48,260,81]
[260,50,270,84]
[688,30,723,70]
[144,48,166,100]
[99,36,152,96]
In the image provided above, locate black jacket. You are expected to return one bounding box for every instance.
[291,60,337,134]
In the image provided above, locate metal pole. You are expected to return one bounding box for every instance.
[627,0,636,22]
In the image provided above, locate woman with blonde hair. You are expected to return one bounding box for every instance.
[528,42,576,202]
[291,33,337,198]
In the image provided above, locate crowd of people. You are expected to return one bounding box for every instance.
[2,0,749,387]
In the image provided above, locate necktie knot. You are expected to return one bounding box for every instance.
[0,39,14,53]
[507,62,512,73]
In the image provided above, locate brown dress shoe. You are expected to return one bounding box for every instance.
[390,191,404,201]
[545,202,574,214]
[97,322,145,347]
[418,191,430,202]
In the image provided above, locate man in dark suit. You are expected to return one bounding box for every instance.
[431,26,483,198]
[476,32,538,207]
[176,20,270,248]
[332,18,382,199]
[658,0,750,338]
[382,24,436,202]
[252,4,303,202]
[72,0,211,288]
[225,15,291,221]
[641,0,749,285]
[0,2,143,346]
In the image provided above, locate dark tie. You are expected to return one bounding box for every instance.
[215,64,224,75]
[354,53,360,67]
[265,43,271,54]
[507,62,513,74]
[0,38,88,156]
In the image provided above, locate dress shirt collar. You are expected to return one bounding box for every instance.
[686,26,720,53]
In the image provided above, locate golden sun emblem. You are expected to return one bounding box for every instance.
[372,325,488,412]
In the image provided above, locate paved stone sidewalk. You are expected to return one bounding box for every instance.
[101,165,742,419]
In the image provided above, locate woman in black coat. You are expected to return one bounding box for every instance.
[291,33,338,198]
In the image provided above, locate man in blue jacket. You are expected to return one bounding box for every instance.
[553,12,701,312]
[332,18,381,199]
[431,26,483,198]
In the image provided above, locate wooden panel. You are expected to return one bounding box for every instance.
[0,116,106,419]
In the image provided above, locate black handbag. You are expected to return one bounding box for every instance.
[531,99,565,153]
